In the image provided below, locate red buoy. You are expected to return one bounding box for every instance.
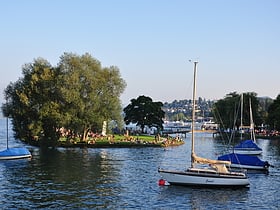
[158,179,166,186]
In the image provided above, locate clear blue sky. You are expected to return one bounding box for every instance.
[0,0,279,106]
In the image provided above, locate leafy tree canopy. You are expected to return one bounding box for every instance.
[267,94,280,130]
[123,95,165,133]
[2,52,126,146]
[212,92,260,130]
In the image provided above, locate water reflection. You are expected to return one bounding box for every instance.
[157,186,249,209]
[0,148,123,209]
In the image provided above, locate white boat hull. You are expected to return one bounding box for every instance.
[158,168,249,187]
[0,154,31,160]
[233,149,262,155]
[229,163,268,171]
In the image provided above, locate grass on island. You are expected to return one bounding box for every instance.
[58,134,184,147]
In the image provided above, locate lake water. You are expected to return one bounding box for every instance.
[0,119,280,209]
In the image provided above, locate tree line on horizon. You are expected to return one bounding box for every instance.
[163,92,280,131]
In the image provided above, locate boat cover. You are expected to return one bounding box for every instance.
[218,153,267,167]
[192,153,231,165]
[192,153,231,173]
[234,139,262,151]
[0,147,31,157]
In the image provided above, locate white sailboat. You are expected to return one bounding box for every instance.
[158,61,249,187]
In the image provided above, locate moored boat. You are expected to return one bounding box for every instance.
[0,117,31,160]
[218,153,270,171]
[233,140,262,155]
[0,147,31,160]
[234,96,262,155]
[158,61,249,188]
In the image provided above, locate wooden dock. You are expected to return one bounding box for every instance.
[163,128,216,137]
[162,129,190,137]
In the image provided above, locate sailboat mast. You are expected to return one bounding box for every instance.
[240,93,243,139]
[6,117,9,149]
[249,98,256,141]
[191,61,198,168]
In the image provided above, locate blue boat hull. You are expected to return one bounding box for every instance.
[0,148,32,160]
[233,140,262,155]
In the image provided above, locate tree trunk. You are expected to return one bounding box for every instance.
[82,127,89,141]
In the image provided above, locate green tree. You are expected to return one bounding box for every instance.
[212,92,240,130]
[242,92,261,126]
[2,53,126,145]
[123,95,165,133]
[258,97,274,126]
[58,53,126,141]
[267,94,280,130]
[213,92,260,130]
[3,58,62,145]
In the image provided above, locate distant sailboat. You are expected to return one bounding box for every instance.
[158,61,249,187]
[218,153,270,171]
[218,97,269,171]
[233,97,262,155]
[0,117,31,160]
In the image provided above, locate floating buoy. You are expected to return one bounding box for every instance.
[158,179,166,186]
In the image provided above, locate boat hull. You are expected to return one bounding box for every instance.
[0,148,32,160]
[234,140,262,155]
[233,149,262,155]
[0,154,31,160]
[158,168,249,187]
[229,163,267,171]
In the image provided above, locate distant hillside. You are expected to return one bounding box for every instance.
[163,96,274,122]
[163,97,215,121]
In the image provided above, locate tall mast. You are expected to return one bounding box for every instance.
[249,98,256,141]
[6,116,9,149]
[191,61,198,167]
[240,93,243,139]
[6,99,9,149]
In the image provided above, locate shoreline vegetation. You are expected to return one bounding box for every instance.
[58,134,185,148]
[29,134,185,148]
[52,130,220,148]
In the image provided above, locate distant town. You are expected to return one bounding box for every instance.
[162,96,273,123]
